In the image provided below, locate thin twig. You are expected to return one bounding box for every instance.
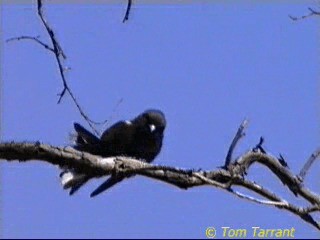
[289,7,320,21]
[123,0,132,23]
[228,188,288,207]
[36,0,100,135]
[37,0,66,59]
[102,98,124,130]
[308,7,320,15]
[6,36,54,52]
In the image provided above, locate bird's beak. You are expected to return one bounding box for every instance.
[149,124,156,132]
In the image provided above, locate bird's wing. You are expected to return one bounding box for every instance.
[100,121,133,142]
[90,175,130,197]
[74,123,100,145]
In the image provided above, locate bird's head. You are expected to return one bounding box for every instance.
[132,109,166,135]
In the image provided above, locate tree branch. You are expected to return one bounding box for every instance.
[1,139,319,230]
[36,0,102,135]
[7,0,105,135]
[6,36,54,52]
[224,119,248,168]
[289,7,320,21]
[123,0,133,23]
[298,147,320,181]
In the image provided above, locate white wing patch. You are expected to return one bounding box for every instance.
[125,120,132,125]
[149,124,156,132]
[60,171,87,189]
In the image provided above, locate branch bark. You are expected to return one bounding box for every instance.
[1,140,319,230]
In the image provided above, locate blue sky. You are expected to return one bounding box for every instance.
[2,2,319,238]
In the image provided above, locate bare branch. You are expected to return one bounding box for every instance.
[298,147,320,181]
[1,140,319,230]
[289,7,320,21]
[224,119,248,168]
[192,172,231,189]
[228,188,289,207]
[37,0,66,59]
[6,1,102,134]
[6,36,54,52]
[7,0,141,135]
[308,7,320,15]
[235,152,320,205]
[123,0,133,23]
[35,0,100,135]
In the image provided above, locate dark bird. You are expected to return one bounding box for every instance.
[60,109,166,197]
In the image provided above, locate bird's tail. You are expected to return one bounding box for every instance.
[90,175,129,198]
[60,123,101,195]
[60,170,90,195]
